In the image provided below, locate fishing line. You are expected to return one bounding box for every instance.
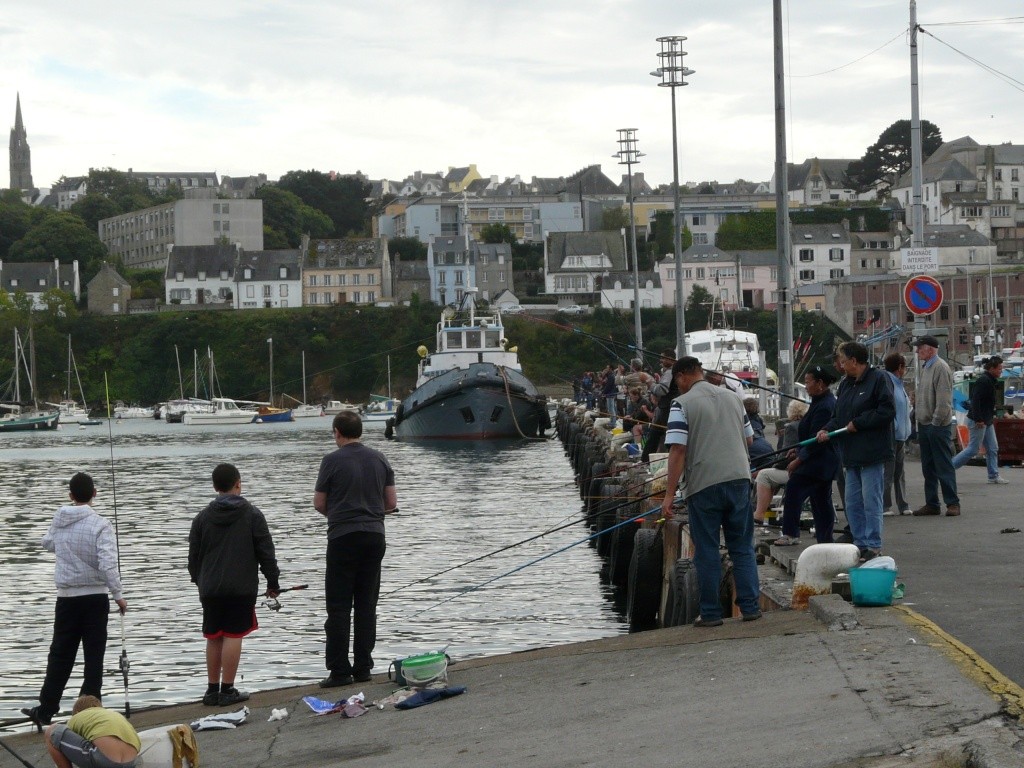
[103,373,131,719]
[383,480,667,600]
[406,504,664,618]
[749,427,850,472]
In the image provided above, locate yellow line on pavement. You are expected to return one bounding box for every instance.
[895,606,1024,720]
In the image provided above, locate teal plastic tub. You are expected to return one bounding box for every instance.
[849,566,898,606]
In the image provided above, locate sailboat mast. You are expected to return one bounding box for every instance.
[67,335,72,399]
[29,326,38,407]
[175,345,184,400]
[193,349,198,399]
[12,330,20,403]
[302,351,308,405]
[387,355,392,399]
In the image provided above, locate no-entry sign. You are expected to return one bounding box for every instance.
[903,275,943,316]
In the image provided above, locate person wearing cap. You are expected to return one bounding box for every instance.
[816,342,895,561]
[882,353,914,515]
[660,356,761,627]
[952,356,1008,484]
[911,336,960,516]
[774,365,840,545]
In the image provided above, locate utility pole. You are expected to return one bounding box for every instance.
[773,0,794,396]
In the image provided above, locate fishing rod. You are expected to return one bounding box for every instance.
[749,427,850,471]
[407,503,664,619]
[260,584,309,612]
[104,373,130,720]
[383,480,668,600]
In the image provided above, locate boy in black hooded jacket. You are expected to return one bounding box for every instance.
[188,463,280,706]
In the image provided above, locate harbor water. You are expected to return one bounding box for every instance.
[0,418,626,721]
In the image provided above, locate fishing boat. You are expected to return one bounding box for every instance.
[0,328,60,432]
[684,297,775,388]
[389,290,550,440]
[323,400,361,415]
[285,352,323,418]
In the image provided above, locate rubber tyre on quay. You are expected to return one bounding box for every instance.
[627,527,663,632]
[663,557,699,627]
[595,483,621,558]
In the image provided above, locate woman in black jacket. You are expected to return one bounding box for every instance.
[952,356,1007,483]
[774,366,840,545]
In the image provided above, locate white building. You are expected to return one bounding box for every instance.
[791,223,851,285]
[0,259,80,308]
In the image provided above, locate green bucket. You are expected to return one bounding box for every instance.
[388,652,449,686]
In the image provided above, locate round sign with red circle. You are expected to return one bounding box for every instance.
[903,275,943,316]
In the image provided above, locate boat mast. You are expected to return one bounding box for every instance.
[193,349,199,399]
[12,329,20,403]
[387,355,392,399]
[267,337,274,405]
[29,326,38,408]
[66,334,72,400]
[175,345,184,399]
[302,350,308,405]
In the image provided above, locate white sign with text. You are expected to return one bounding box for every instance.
[900,247,939,274]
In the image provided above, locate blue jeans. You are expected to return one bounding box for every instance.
[605,396,618,428]
[686,479,760,620]
[918,423,960,507]
[952,418,999,478]
[844,463,884,551]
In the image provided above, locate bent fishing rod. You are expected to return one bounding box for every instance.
[383,478,669,600]
[104,373,131,720]
[407,503,665,619]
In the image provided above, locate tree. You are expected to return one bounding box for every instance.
[0,194,34,258]
[277,170,372,237]
[846,119,943,196]
[7,212,110,283]
[599,207,629,231]
[84,168,156,212]
[687,284,714,312]
[387,236,427,261]
[480,223,517,245]
[69,193,121,233]
[651,211,693,258]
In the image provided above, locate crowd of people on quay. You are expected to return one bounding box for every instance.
[574,336,1007,628]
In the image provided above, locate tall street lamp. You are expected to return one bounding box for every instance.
[653,36,694,357]
[614,128,645,355]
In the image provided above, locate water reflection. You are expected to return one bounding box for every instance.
[0,419,625,721]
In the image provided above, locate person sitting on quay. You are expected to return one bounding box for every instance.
[751,398,809,525]
[743,396,774,463]
[621,387,655,446]
[45,695,140,768]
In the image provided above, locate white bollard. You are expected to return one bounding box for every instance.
[791,543,860,609]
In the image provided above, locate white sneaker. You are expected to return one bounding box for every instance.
[899,508,912,516]
[882,508,896,517]
[988,476,1009,484]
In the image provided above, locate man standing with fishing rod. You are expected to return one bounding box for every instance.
[315,411,398,688]
[22,473,127,730]
[659,357,762,627]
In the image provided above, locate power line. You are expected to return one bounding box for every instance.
[920,27,1024,96]
[790,30,905,79]
[925,16,1024,27]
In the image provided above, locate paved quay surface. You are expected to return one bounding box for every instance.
[3,607,1022,768]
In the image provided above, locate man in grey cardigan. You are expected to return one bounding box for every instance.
[911,336,960,516]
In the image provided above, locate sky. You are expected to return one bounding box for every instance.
[3,1,1024,192]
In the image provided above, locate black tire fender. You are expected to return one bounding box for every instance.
[627,527,663,632]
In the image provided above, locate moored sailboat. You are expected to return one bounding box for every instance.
[0,328,60,432]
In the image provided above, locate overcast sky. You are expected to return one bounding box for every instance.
[3,1,1024,192]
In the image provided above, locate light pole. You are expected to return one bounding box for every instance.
[614,128,645,355]
[652,36,694,357]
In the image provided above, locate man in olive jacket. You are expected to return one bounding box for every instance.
[817,342,895,561]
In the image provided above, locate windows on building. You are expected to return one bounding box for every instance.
[798,269,815,281]
[693,233,709,244]
[799,249,813,262]
[696,268,705,280]
[829,268,845,279]
[828,248,844,262]
[454,271,464,285]
[280,285,288,297]
[246,285,255,298]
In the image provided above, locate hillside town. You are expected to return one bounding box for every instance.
[5,93,1024,367]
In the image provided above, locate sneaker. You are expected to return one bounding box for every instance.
[353,670,373,683]
[882,508,896,517]
[217,687,250,706]
[693,615,724,627]
[201,690,220,706]
[912,504,940,516]
[899,508,912,516]
[988,477,1009,484]
[945,504,961,517]
[858,548,881,563]
[741,610,763,622]
[318,674,354,689]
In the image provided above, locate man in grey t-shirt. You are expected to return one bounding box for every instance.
[313,411,397,688]
[660,356,761,627]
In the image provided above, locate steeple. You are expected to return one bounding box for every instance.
[9,92,34,191]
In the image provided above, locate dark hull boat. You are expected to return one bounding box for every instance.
[389,292,549,441]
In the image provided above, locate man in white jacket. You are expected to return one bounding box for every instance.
[22,473,127,728]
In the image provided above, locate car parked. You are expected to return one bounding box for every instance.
[558,304,586,315]
[502,304,525,315]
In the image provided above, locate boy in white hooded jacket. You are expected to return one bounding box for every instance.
[22,472,127,728]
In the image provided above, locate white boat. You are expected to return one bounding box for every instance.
[113,401,155,419]
[361,356,397,428]
[46,336,98,425]
[323,400,361,415]
[285,352,324,418]
[182,397,259,425]
[1,328,60,432]
[162,398,212,423]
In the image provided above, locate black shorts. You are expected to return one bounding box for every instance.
[201,597,258,639]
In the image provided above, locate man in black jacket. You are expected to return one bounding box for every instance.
[188,463,280,706]
[817,342,895,561]
[952,356,1008,483]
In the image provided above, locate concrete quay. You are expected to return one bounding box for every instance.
[2,604,1022,768]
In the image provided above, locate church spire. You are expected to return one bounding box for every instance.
[9,92,34,191]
